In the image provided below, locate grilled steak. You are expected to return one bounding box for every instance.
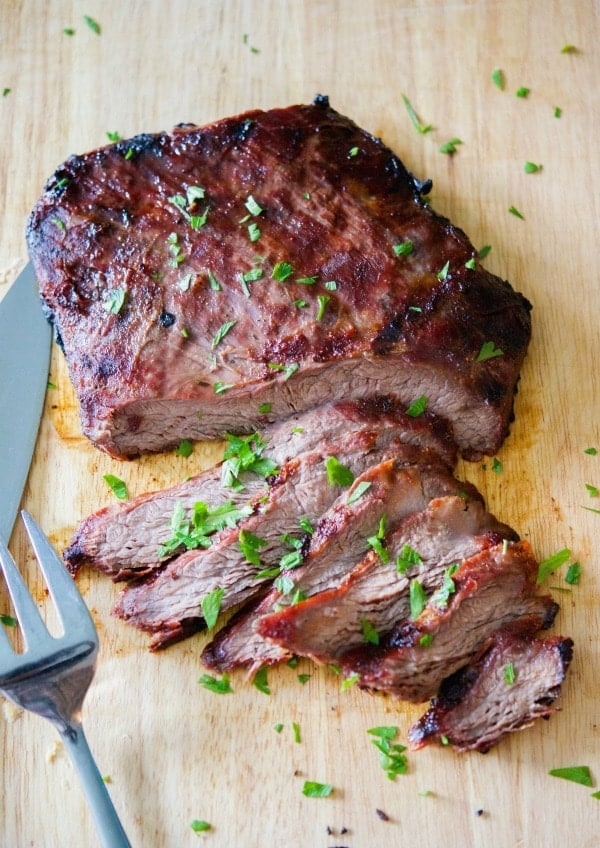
[409,624,573,752]
[63,398,456,579]
[337,541,558,702]
[252,495,517,666]
[114,443,467,649]
[27,97,531,460]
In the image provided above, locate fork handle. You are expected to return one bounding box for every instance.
[60,720,132,847]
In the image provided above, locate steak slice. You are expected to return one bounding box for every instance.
[253,495,517,665]
[202,491,487,673]
[337,541,558,702]
[63,397,456,580]
[408,624,573,752]
[28,97,531,460]
[114,440,462,648]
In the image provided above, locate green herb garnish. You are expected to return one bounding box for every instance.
[524,161,543,174]
[341,673,359,691]
[214,382,233,395]
[221,432,278,491]
[207,269,221,291]
[509,205,525,219]
[190,820,212,833]
[491,68,505,90]
[361,618,379,645]
[324,280,337,291]
[396,544,423,574]
[560,44,577,54]
[238,530,267,568]
[565,563,582,585]
[258,402,271,414]
[50,217,66,233]
[430,564,459,608]
[316,294,331,321]
[585,483,599,497]
[465,258,476,270]
[295,276,318,285]
[478,244,492,259]
[245,195,263,216]
[302,781,333,798]
[325,455,354,487]
[405,395,428,417]
[419,634,434,647]
[272,261,294,282]
[554,106,562,118]
[367,516,389,564]
[393,240,414,257]
[584,447,597,455]
[198,673,233,694]
[367,726,408,779]
[439,138,463,155]
[516,86,531,98]
[83,15,101,34]
[1,613,17,627]
[159,499,253,558]
[476,341,503,362]
[348,146,359,157]
[346,480,373,505]
[409,579,427,619]
[504,662,516,685]
[401,94,433,134]
[548,766,593,786]
[201,587,224,629]
[248,222,261,242]
[252,665,270,695]
[492,457,503,474]
[536,548,571,584]
[175,439,193,457]
[437,260,450,280]
[103,473,127,500]
[212,320,236,349]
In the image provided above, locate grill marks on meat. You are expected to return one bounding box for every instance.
[338,541,558,703]
[409,625,573,752]
[28,100,531,460]
[113,446,463,649]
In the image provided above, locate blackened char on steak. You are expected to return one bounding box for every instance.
[27,99,531,460]
[409,624,573,752]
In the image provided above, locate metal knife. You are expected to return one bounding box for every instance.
[0,263,52,542]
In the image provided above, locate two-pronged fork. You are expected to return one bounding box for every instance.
[0,510,131,847]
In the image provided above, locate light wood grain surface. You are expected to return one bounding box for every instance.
[1,2,599,846]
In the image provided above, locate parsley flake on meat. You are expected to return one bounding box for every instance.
[221,432,278,491]
[158,500,253,558]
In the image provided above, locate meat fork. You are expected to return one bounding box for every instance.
[0,511,131,847]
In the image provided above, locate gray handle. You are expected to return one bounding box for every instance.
[61,721,132,848]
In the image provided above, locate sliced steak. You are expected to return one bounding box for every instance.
[253,495,517,665]
[202,490,486,673]
[28,98,531,460]
[114,441,462,648]
[338,541,558,703]
[409,624,574,752]
[63,398,456,579]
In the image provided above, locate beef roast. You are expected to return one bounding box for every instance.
[409,624,573,752]
[27,97,531,460]
[337,541,558,702]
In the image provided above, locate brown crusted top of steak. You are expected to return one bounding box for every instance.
[338,541,558,703]
[409,625,573,752]
[254,495,518,665]
[28,99,531,459]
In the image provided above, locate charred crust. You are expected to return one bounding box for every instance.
[312,93,330,108]
[409,173,433,196]
[557,637,574,668]
[230,118,255,143]
[115,132,166,159]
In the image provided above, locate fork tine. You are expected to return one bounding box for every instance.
[0,534,48,648]
[20,511,97,637]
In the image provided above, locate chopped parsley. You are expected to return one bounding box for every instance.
[241,267,263,283]
[409,579,427,619]
[536,548,571,584]
[189,820,212,833]
[325,455,354,487]
[211,320,236,349]
[516,86,531,98]
[405,395,428,417]
[200,587,224,629]
[465,258,477,270]
[524,161,543,174]
[476,341,503,362]
[393,240,414,257]
[158,500,253,558]
[1,613,17,627]
[348,146,359,157]
[295,275,318,285]
[585,483,599,497]
[396,544,423,574]
[341,673,359,690]
[509,205,525,219]
[63,28,75,36]
[548,766,593,786]
[478,244,492,259]
[106,131,121,142]
[221,432,278,491]
[361,618,380,645]
[2,87,10,97]
[504,661,516,685]
[437,260,450,280]
[491,68,505,90]
[367,726,408,779]
[178,272,193,291]
[247,222,261,242]
[175,439,193,457]
[367,516,389,563]
[560,44,577,54]
[439,138,463,155]
[258,402,271,414]
[253,665,271,695]
[324,280,337,291]
[245,195,263,216]
[297,673,311,685]
[401,93,433,134]
[198,673,233,694]
[267,362,299,381]
[302,781,333,798]
[316,294,331,321]
[419,634,434,647]
[83,15,101,34]
[492,457,503,474]
[346,480,373,505]
[103,288,126,314]
[207,269,221,291]
[239,530,267,567]
[584,447,597,455]
[50,217,66,233]
[271,261,294,282]
[103,474,127,500]
[565,562,582,585]
[430,564,459,608]
[213,382,233,394]
[554,106,562,118]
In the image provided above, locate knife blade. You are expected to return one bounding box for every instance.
[0,263,51,542]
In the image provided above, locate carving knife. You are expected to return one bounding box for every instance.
[0,263,51,542]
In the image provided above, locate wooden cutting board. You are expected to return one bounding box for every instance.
[1,2,599,846]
